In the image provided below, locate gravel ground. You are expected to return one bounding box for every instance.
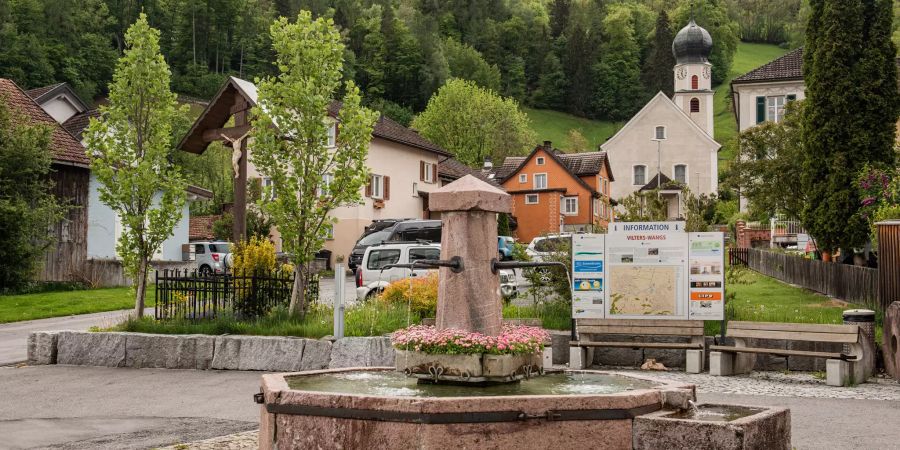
[158,430,259,450]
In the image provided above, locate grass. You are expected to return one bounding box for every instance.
[523,41,790,165]
[0,286,155,324]
[713,42,791,162]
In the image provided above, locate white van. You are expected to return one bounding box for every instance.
[355,242,441,300]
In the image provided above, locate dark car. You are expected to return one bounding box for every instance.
[348,219,442,270]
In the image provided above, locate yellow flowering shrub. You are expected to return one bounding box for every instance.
[231,236,276,275]
[378,272,438,316]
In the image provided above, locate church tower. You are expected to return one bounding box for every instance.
[672,16,714,137]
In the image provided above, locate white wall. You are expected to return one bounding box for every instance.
[41,95,82,124]
[87,174,193,262]
[733,81,806,132]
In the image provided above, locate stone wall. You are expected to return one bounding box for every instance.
[29,332,394,371]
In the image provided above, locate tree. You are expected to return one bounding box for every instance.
[731,101,807,219]
[251,12,378,317]
[642,10,676,98]
[530,52,567,109]
[566,129,589,152]
[443,37,501,91]
[616,190,669,222]
[800,0,899,256]
[0,99,66,292]
[592,4,646,120]
[84,14,188,317]
[412,78,537,167]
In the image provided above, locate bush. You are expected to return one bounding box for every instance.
[378,272,438,317]
[231,236,276,274]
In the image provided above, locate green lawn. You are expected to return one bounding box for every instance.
[0,286,155,324]
[523,41,789,163]
[713,42,791,162]
[523,107,623,151]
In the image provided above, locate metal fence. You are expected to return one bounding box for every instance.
[154,269,319,320]
[728,248,879,310]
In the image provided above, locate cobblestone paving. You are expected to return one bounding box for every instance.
[166,369,900,448]
[158,430,259,450]
[613,369,900,401]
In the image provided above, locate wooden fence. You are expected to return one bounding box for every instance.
[729,248,879,310]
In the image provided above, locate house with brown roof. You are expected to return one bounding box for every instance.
[179,77,453,266]
[7,79,213,284]
[730,48,805,133]
[493,141,614,243]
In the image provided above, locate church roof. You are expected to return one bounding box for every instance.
[672,19,713,65]
[732,48,804,84]
[600,92,721,152]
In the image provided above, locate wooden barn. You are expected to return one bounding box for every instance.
[0,78,91,283]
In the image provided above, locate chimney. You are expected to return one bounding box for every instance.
[543,140,552,150]
[482,156,493,173]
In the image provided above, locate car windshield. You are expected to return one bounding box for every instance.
[209,243,231,253]
[358,230,392,246]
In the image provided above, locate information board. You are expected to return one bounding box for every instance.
[687,232,725,320]
[569,222,725,321]
[605,222,687,319]
[571,234,606,319]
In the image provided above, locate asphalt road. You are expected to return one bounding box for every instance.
[1,365,899,449]
[0,308,153,367]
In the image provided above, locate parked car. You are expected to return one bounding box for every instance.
[355,242,441,300]
[499,269,518,300]
[498,236,516,261]
[525,234,572,262]
[348,219,442,270]
[194,241,232,275]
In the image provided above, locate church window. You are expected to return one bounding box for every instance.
[654,126,666,140]
[690,98,700,113]
[674,164,687,184]
[767,96,786,123]
[633,165,646,186]
[691,75,698,90]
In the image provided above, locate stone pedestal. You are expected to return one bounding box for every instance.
[429,175,511,336]
[843,309,875,382]
[883,302,900,381]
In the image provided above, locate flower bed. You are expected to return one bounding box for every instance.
[391,325,549,355]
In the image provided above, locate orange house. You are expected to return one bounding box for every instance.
[494,141,615,243]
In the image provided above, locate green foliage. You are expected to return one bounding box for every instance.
[174,141,233,216]
[0,100,66,292]
[212,210,273,242]
[800,0,899,252]
[856,164,900,244]
[497,213,511,236]
[592,4,647,120]
[566,129,589,152]
[251,12,378,316]
[443,38,501,91]
[378,273,438,317]
[616,190,669,222]
[642,9,676,98]
[84,14,187,316]
[725,0,805,45]
[730,101,806,218]
[0,286,155,324]
[412,79,536,167]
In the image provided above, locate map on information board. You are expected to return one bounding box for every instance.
[608,266,678,315]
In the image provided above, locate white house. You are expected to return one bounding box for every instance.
[180,77,453,266]
[730,48,805,133]
[600,18,721,219]
[26,83,212,263]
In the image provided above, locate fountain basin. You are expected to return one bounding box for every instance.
[633,403,791,450]
[258,367,695,450]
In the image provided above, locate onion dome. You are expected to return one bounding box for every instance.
[672,19,713,64]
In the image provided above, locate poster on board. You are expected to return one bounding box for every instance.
[687,232,725,320]
[571,234,605,319]
[605,222,688,319]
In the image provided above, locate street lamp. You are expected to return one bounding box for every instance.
[652,126,666,199]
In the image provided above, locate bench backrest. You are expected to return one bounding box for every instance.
[575,319,704,337]
[725,321,859,343]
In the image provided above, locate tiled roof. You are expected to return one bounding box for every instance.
[24,82,66,101]
[328,100,450,156]
[62,109,100,139]
[189,215,220,241]
[0,78,89,167]
[732,48,803,84]
[494,149,611,182]
[438,157,501,187]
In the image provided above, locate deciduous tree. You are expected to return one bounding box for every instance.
[85,14,188,317]
[251,12,378,317]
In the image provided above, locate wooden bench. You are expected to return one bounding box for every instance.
[569,319,706,373]
[709,321,864,386]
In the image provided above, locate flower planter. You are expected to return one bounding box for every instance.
[395,349,543,383]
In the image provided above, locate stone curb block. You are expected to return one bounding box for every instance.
[329,337,394,368]
[126,333,216,369]
[27,331,59,365]
[57,331,126,367]
[212,336,319,371]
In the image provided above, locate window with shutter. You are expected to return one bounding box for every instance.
[420,161,425,181]
[756,96,766,124]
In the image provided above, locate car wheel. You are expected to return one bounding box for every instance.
[364,289,382,301]
[199,265,213,276]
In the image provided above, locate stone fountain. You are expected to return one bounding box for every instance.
[257,175,791,449]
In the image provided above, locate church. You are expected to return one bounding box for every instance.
[601,17,721,219]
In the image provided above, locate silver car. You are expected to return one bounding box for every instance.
[194,241,232,275]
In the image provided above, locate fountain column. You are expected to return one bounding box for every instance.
[429,175,511,336]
